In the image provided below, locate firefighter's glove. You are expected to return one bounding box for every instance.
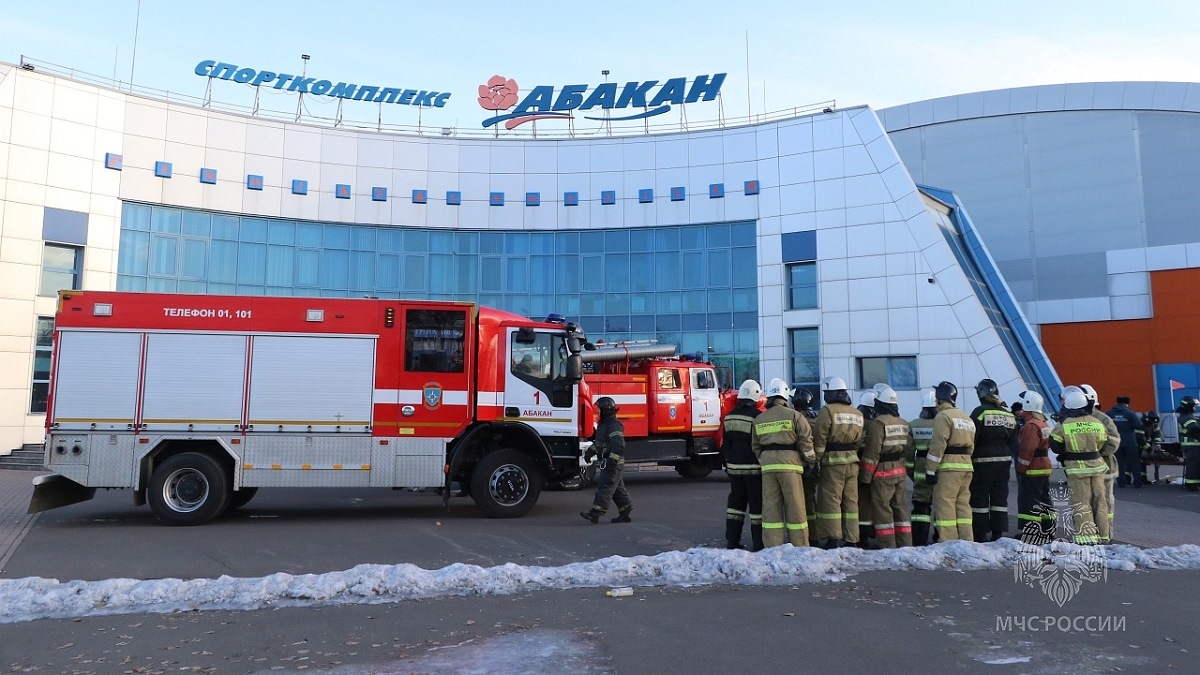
[584,448,597,463]
[925,472,938,486]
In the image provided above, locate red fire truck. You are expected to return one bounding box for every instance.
[31,291,591,524]
[580,342,726,480]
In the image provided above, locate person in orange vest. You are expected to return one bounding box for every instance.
[925,381,976,542]
[1013,390,1054,543]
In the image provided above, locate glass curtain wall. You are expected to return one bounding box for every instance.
[117,203,760,386]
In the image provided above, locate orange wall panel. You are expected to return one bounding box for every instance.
[1041,268,1200,410]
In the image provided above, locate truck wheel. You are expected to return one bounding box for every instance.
[226,487,259,512]
[471,449,542,518]
[148,452,231,525]
[674,457,713,479]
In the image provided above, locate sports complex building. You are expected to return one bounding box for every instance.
[1,58,1197,453]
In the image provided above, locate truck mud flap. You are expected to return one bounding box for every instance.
[28,474,96,514]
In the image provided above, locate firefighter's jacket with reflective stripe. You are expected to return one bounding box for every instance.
[751,401,816,466]
[722,402,762,475]
[907,415,935,483]
[926,402,975,476]
[970,402,1017,462]
[1181,412,1200,447]
[1049,415,1108,476]
[592,415,626,464]
[813,402,864,465]
[861,414,914,484]
[1016,412,1052,476]
[1091,409,1121,475]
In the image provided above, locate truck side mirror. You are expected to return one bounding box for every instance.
[565,354,583,382]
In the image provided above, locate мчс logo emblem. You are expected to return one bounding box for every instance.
[423,383,443,410]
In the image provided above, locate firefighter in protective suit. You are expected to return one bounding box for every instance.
[1178,396,1200,491]
[722,380,764,550]
[855,389,878,548]
[580,397,633,524]
[1080,384,1119,539]
[793,388,820,534]
[1049,388,1110,544]
[813,376,864,549]
[907,389,938,546]
[752,379,816,547]
[860,385,915,548]
[925,381,976,542]
[1014,390,1054,543]
[969,378,1017,542]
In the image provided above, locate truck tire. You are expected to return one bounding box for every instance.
[674,457,713,479]
[471,449,542,518]
[147,452,231,525]
[226,487,259,512]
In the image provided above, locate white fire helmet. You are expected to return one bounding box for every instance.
[921,389,937,408]
[1059,385,1084,404]
[1079,384,1099,405]
[858,390,877,407]
[1062,387,1089,410]
[875,385,898,405]
[737,379,763,401]
[822,376,848,391]
[1015,390,1044,414]
[766,378,794,399]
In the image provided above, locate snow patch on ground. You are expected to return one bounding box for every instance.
[2,539,1198,624]
[982,656,1032,665]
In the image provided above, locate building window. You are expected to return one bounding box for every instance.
[787,262,817,310]
[39,243,84,297]
[31,317,54,413]
[116,204,761,385]
[789,327,820,395]
[858,356,919,390]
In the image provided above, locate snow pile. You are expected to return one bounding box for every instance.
[1,539,1198,624]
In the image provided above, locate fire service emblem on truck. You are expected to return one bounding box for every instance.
[423,383,443,410]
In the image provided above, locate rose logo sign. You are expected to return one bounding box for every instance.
[477,74,572,130]
[478,75,519,111]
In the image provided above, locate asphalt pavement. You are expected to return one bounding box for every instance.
[2,465,1199,674]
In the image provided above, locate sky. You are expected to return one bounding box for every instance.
[3,1,1199,135]
[2,538,1198,624]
